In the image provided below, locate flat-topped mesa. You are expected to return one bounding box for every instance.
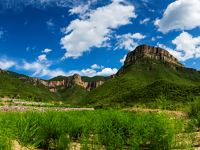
[124,44,183,67]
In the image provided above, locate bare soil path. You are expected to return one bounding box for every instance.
[124,107,187,118]
[0,106,94,112]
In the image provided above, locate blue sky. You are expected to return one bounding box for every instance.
[0,0,200,79]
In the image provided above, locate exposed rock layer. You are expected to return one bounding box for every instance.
[124,44,183,67]
[32,74,104,92]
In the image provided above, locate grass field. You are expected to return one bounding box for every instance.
[0,108,197,150]
[0,97,200,149]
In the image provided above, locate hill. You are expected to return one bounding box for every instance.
[0,70,106,103]
[0,70,60,101]
[85,45,200,106]
[1,44,200,105]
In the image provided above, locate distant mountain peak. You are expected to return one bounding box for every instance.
[124,44,183,67]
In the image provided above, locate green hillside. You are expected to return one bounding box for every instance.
[1,56,200,105]
[57,85,88,104]
[85,58,200,106]
[0,71,60,101]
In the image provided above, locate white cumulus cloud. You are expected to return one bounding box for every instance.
[60,0,136,59]
[115,33,146,51]
[155,0,200,33]
[0,58,16,70]
[21,60,66,78]
[157,32,200,61]
[172,32,200,61]
[66,65,118,77]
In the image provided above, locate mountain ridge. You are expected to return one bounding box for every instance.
[85,44,200,106]
[0,44,200,104]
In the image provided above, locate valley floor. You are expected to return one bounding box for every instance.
[1,99,200,150]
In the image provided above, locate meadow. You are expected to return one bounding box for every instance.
[0,110,186,150]
[1,97,200,149]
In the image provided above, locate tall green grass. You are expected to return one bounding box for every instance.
[188,97,200,127]
[0,110,182,149]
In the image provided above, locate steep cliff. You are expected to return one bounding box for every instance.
[118,44,184,75]
[34,74,105,92]
[124,44,183,67]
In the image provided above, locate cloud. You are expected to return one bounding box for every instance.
[96,68,118,76]
[42,48,52,53]
[115,33,145,51]
[0,55,117,78]
[46,19,55,27]
[69,4,90,19]
[120,55,127,64]
[155,0,200,33]
[66,65,118,77]
[38,48,53,62]
[21,60,66,78]
[91,64,101,69]
[151,35,162,42]
[172,31,200,61]
[157,32,200,61]
[38,54,47,61]
[0,56,66,78]
[66,68,118,77]
[0,0,86,10]
[140,18,150,25]
[60,0,136,59]
[0,58,16,70]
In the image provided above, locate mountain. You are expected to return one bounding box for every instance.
[41,74,106,103]
[1,44,200,105]
[86,44,200,106]
[0,70,106,102]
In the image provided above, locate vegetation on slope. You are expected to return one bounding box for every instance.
[57,85,88,104]
[85,58,200,106]
[0,71,60,101]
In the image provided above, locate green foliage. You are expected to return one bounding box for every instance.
[58,85,88,104]
[86,58,200,107]
[155,95,168,110]
[0,110,182,149]
[188,97,200,127]
[0,71,60,102]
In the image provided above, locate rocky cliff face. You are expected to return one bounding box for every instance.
[124,44,183,67]
[26,74,105,92]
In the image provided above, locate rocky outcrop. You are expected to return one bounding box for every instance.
[86,81,104,91]
[124,44,183,67]
[19,74,105,92]
[72,74,88,88]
